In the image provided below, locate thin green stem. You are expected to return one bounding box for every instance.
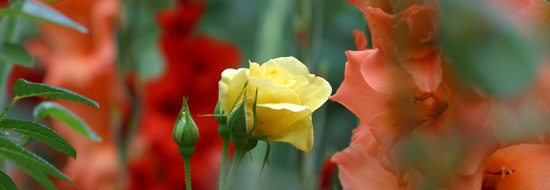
[0,156,4,172]
[0,98,17,120]
[0,16,20,108]
[224,148,245,190]
[184,156,192,190]
[218,137,229,190]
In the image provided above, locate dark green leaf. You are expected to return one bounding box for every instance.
[0,136,74,190]
[33,102,101,141]
[440,0,540,96]
[0,119,76,158]
[0,43,32,66]
[13,79,99,108]
[0,0,87,33]
[0,171,17,190]
[18,165,56,190]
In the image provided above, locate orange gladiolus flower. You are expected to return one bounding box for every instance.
[332,0,550,189]
[25,0,123,189]
[347,0,442,92]
[332,122,487,190]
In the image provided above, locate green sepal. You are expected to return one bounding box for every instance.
[259,141,272,178]
[244,139,258,152]
[229,80,249,112]
[250,135,278,141]
[228,91,249,148]
[248,88,259,135]
[199,114,226,117]
[214,101,227,124]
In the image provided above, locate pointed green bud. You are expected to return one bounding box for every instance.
[173,98,199,158]
[227,96,249,148]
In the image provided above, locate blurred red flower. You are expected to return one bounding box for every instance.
[126,1,241,189]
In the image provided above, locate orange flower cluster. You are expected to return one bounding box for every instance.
[23,0,124,189]
[331,0,550,189]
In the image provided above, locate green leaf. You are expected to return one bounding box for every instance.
[13,79,99,108]
[0,119,76,159]
[0,171,17,190]
[0,43,32,66]
[0,0,87,33]
[33,102,101,141]
[440,0,540,96]
[0,136,74,190]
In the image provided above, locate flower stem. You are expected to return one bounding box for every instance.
[0,156,4,172]
[218,137,229,190]
[184,156,192,190]
[0,98,17,120]
[224,148,245,190]
[0,16,20,108]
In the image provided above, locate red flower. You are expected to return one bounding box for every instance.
[127,2,241,189]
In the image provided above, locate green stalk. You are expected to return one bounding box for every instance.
[0,16,19,107]
[218,137,229,190]
[0,98,17,120]
[0,156,4,172]
[224,148,245,190]
[184,156,192,190]
[0,15,20,173]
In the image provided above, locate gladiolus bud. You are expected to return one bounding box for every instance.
[173,98,199,158]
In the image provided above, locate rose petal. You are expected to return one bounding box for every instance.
[253,103,313,154]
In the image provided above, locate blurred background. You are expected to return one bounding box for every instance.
[3,0,364,189]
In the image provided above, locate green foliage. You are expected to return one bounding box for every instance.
[0,171,16,190]
[0,0,87,33]
[440,0,540,96]
[13,79,99,108]
[0,137,74,190]
[33,102,102,141]
[0,42,32,66]
[0,78,101,189]
[0,119,76,158]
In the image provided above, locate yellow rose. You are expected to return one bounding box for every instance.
[218,57,331,154]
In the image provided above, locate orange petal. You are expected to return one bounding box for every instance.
[332,143,402,190]
[398,50,442,92]
[353,30,368,50]
[330,50,391,124]
[484,144,550,189]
